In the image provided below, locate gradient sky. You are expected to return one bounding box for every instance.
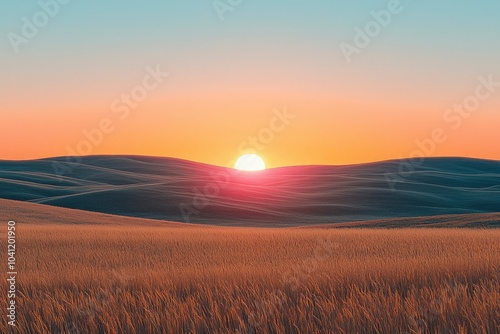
[1,1,499,168]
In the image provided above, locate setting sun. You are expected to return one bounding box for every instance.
[235,154,266,171]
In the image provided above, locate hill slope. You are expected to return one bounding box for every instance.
[0,156,499,226]
[2,198,499,228]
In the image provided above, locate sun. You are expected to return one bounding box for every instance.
[235,154,266,171]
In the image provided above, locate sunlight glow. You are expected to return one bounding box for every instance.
[235,154,266,171]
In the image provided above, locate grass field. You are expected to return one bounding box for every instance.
[1,224,499,333]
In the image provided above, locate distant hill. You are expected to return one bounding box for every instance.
[0,155,499,226]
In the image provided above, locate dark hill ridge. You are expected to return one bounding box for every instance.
[0,156,499,226]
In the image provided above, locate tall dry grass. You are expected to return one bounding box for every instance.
[0,225,499,333]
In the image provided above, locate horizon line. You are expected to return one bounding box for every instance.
[1,154,499,170]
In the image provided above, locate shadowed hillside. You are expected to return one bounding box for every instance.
[2,198,500,228]
[0,156,499,226]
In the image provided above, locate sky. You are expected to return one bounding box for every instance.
[1,1,499,168]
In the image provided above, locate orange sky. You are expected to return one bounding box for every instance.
[2,91,499,168]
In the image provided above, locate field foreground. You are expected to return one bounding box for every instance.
[1,224,499,334]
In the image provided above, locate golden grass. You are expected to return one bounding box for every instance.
[0,225,499,333]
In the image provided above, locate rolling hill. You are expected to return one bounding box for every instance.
[0,155,499,226]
